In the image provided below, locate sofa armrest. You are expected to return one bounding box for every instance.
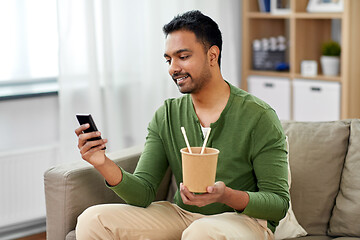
[44,145,143,240]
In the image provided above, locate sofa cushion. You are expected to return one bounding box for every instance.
[286,237,360,240]
[329,119,360,237]
[286,236,333,240]
[286,236,360,240]
[333,238,360,240]
[281,121,350,235]
[332,238,360,240]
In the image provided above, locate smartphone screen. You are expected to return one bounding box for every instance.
[76,114,106,150]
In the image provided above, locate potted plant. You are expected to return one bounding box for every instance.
[320,41,341,76]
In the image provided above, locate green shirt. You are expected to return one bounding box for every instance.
[109,81,289,232]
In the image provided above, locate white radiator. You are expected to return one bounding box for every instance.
[0,144,58,229]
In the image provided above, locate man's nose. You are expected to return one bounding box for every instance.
[169,60,181,76]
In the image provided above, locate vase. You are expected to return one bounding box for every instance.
[320,56,340,76]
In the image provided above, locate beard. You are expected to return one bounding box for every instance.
[172,62,212,94]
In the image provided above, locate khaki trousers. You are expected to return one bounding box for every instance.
[76,201,274,240]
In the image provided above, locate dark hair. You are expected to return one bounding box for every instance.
[163,10,223,67]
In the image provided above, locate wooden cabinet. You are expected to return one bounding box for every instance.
[241,0,360,120]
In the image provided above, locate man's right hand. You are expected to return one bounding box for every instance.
[75,124,108,167]
[75,124,123,186]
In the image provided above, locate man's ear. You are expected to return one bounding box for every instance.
[208,45,220,67]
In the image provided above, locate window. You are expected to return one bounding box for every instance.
[0,0,58,99]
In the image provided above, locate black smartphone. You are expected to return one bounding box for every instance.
[76,114,106,150]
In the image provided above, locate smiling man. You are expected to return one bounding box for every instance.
[75,10,289,240]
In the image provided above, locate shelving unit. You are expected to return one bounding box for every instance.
[241,0,360,120]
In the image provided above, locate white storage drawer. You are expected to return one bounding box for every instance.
[248,75,291,120]
[293,79,341,121]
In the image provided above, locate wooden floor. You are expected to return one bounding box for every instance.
[16,232,46,240]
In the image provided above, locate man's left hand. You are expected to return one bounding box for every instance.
[179,181,226,207]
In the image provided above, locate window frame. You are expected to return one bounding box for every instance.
[0,78,58,101]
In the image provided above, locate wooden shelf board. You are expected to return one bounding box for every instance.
[247,13,291,19]
[247,71,341,82]
[293,74,341,82]
[294,13,343,19]
[247,12,343,20]
[248,70,291,78]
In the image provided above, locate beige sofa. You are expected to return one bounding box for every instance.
[44,120,360,240]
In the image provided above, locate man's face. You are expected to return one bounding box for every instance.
[164,30,212,94]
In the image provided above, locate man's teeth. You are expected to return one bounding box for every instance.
[177,75,188,82]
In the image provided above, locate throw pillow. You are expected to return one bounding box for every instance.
[274,136,307,240]
[281,121,349,235]
[275,201,307,240]
[328,119,360,237]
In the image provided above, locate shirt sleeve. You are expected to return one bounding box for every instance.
[107,106,169,207]
[242,109,290,223]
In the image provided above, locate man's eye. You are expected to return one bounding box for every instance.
[180,55,189,60]
[165,59,171,64]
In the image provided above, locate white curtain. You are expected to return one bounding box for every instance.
[57,0,242,163]
[0,0,58,81]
